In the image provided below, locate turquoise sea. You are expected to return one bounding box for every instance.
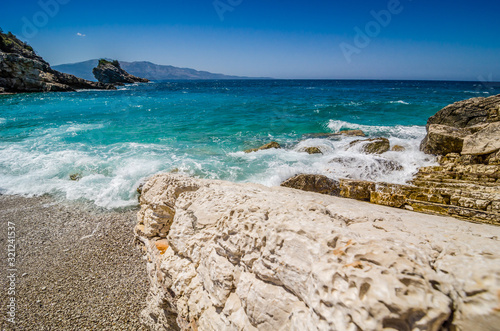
[1,80,499,208]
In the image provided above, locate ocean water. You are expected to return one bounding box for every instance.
[1,80,498,208]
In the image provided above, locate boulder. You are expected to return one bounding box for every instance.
[350,137,390,154]
[420,124,475,155]
[244,141,281,153]
[426,94,500,128]
[462,122,500,155]
[93,59,149,84]
[281,174,339,195]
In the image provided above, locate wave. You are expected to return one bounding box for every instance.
[389,100,410,105]
[327,120,426,139]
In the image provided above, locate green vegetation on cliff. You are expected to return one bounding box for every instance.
[0,28,34,53]
[98,58,121,68]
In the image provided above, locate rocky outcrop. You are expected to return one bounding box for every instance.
[136,173,500,331]
[244,141,281,153]
[0,30,115,93]
[92,59,149,84]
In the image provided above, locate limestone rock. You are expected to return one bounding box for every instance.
[0,31,115,93]
[426,94,500,128]
[244,141,281,153]
[280,174,339,196]
[462,122,500,155]
[92,59,149,84]
[136,173,500,331]
[350,137,390,154]
[420,124,474,155]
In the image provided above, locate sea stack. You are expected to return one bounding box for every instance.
[0,30,115,93]
[92,59,149,85]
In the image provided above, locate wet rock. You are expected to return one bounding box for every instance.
[281,174,339,196]
[340,129,366,137]
[350,137,390,154]
[301,146,322,154]
[69,173,82,181]
[391,145,406,152]
[244,141,281,153]
[302,132,341,139]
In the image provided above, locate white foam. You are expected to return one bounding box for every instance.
[389,100,410,105]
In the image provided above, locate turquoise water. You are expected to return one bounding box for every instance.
[0,80,498,208]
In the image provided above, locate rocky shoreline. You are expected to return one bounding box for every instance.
[135,173,500,330]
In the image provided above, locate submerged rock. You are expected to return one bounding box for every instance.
[391,145,406,152]
[69,173,82,181]
[136,173,500,331]
[339,129,366,137]
[301,146,322,154]
[244,141,281,153]
[281,174,339,195]
[0,31,115,93]
[350,137,390,154]
[92,59,149,84]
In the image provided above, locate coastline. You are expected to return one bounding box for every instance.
[0,194,148,330]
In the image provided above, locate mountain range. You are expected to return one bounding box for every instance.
[53,59,264,81]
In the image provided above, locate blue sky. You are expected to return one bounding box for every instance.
[1,0,499,80]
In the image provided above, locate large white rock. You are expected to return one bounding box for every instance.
[462,122,500,155]
[136,174,500,331]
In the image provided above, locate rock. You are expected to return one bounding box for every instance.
[391,145,406,152]
[136,173,500,331]
[420,124,475,155]
[462,122,500,155]
[92,59,149,84]
[426,94,500,128]
[340,129,366,137]
[301,146,322,154]
[0,31,115,93]
[350,137,390,154]
[69,173,82,181]
[244,141,281,153]
[280,174,339,196]
[302,132,341,139]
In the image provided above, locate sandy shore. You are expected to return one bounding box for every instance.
[0,194,148,330]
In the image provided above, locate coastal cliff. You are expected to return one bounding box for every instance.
[135,173,500,330]
[92,59,149,84]
[0,30,115,93]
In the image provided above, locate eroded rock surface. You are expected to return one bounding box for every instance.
[136,173,500,331]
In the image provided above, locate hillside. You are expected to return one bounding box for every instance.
[53,59,263,81]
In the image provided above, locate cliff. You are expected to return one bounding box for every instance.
[0,30,115,93]
[135,173,500,331]
[92,59,149,84]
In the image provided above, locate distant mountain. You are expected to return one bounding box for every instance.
[52,59,264,81]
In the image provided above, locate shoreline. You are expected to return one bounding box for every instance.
[0,194,148,330]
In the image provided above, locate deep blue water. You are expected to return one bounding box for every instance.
[0,80,498,207]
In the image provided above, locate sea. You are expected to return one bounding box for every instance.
[1,80,499,208]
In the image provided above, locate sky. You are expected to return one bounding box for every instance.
[1,0,500,80]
